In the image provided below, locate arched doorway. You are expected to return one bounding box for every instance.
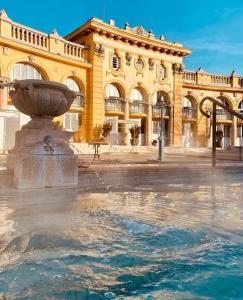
[152,91,171,146]
[104,83,125,145]
[63,77,84,141]
[237,100,243,146]
[182,96,197,147]
[214,96,232,149]
[129,86,148,146]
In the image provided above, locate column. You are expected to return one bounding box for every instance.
[146,96,152,146]
[0,86,8,109]
[232,116,237,147]
[173,64,183,146]
[124,100,129,145]
[86,43,105,142]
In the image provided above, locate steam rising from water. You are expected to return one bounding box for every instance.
[1,170,243,299]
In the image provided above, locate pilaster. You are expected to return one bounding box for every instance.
[124,99,129,145]
[146,95,153,146]
[173,63,183,146]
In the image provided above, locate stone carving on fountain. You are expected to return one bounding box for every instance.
[7,79,78,189]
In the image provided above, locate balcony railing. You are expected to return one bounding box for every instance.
[236,109,243,122]
[71,93,84,108]
[213,109,232,121]
[182,107,197,119]
[152,105,170,117]
[105,97,125,112]
[129,101,147,114]
[0,16,88,62]
[182,71,197,83]
[211,75,231,86]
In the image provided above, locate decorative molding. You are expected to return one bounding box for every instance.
[148,58,155,71]
[3,46,8,55]
[130,26,154,38]
[125,52,132,66]
[134,56,145,73]
[94,43,105,57]
[0,9,11,21]
[28,55,35,62]
[173,63,183,74]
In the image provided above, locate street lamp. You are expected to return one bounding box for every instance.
[158,98,165,161]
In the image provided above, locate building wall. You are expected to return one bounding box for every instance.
[1,11,243,149]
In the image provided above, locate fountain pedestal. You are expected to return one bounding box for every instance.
[7,80,78,189]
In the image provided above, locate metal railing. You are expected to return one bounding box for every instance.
[152,105,170,117]
[71,93,84,108]
[129,102,147,114]
[200,97,243,167]
[105,98,125,112]
[214,109,232,120]
[182,107,197,119]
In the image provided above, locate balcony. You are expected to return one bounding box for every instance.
[182,107,197,119]
[105,97,125,113]
[213,109,232,121]
[152,105,170,117]
[71,92,84,108]
[129,101,147,115]
[236,109,243,123]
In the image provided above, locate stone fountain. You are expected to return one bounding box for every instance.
[7,79,78,189]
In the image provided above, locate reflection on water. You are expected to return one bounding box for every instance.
[0,182,243,299]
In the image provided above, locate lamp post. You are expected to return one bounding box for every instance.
[158,98,165,161]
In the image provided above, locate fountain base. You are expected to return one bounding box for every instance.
[7,127,78,189]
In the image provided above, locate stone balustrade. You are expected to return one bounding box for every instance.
[211,75,231,86]
[182,71,197,83]
[105,98,125,112]
[11,23,48,49]
[182,70,243,88]
[0,12,88,62]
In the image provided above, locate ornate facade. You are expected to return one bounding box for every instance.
[1,10,243,151]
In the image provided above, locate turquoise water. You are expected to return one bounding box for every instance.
[0,182,243,299]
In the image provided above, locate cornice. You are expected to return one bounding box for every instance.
[65,18,191,58]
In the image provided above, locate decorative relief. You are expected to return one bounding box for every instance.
[3,46,8,55]
[173,63,183,74]
[125,52,132,66]
[134,56,145,73]
[129,26,154,38]
[148,58,155,70]
[94,43,105,57]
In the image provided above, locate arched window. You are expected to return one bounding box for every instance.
[131,88,143,102]
[238,100,243,112]
[112,54,121,71]
[106,83,120,98]
[217,97,230,107]
[182,97,192,108]
[155,91,169,105]
[10,63,43,80]
[64,77,83,107]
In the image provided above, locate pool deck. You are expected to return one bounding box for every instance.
[1,147,243,191]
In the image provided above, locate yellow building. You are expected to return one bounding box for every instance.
[1,9,243,151]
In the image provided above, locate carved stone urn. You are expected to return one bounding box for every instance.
[8,79,78,189]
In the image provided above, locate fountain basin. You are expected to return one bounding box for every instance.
[9,80,75,117]
[8,79,78,189]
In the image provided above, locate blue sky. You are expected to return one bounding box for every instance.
[2,0,243,74]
